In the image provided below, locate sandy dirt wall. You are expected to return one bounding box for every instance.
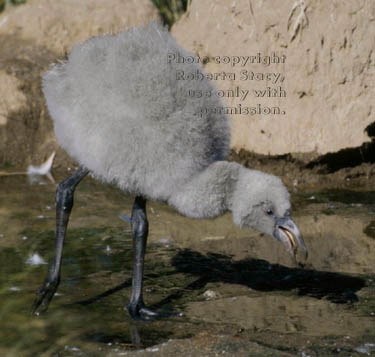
[172,0,375,156]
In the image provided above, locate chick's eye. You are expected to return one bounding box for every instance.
[266,209,273,216]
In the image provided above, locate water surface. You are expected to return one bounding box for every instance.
[1,172,374,356]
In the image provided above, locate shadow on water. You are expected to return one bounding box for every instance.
[168,250,365,304]
[76,278,132,306]
[137,251,365,315]
[72,247,365,313]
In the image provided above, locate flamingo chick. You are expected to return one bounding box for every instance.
[32,21,307,320]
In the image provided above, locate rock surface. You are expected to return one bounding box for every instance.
[0,0,159,166]
[0,0,158,55]
[171,0,375,156]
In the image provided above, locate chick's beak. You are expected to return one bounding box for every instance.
[273,216,308,265]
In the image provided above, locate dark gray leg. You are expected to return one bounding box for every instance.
[31,166,89,315]
[127,196,157,320]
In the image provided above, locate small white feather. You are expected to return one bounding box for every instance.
[26,253,48,265]
[27,151,56,176]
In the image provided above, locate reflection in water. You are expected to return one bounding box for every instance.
[130,324,142,347]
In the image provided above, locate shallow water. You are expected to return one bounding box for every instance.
[0,171,374,356]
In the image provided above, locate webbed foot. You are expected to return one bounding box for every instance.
[127,302,159,321]
[31,278,60,316]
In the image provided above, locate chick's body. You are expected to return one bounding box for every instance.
[43,22,229,201]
